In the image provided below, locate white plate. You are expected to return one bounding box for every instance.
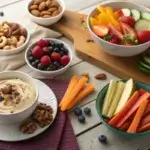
[0,79,58,142]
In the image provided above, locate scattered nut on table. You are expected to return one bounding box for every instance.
[29,0,62,18]
[95,73,107,80]
[0,21,27,50]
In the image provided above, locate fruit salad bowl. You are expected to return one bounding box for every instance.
[96,79,150,137]
[25,38,72,77]
[87,1,150,57]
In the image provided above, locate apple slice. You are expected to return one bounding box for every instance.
[102,80,117,117]
[107,81,125,118]
[114,78,134,115]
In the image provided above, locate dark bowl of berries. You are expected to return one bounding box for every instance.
[87,1,150,57]
[25,38,72,77]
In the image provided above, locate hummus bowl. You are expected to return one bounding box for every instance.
[0,71,38,124]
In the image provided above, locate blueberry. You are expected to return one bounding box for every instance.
[53,47,59,52]
[28,56,34,62]
[37,63,44,70]
[61,47,68,54]
[0,12,4,17]
[54,43,60,48]
[0,95,4,101]
[50,42,55,47]
[48,46,53,53]
[53,61,60,68]
[31,61,37,68]
[28,51,32,56]
[46,67,52,71]
[49,64,57,71]
[35,59,40,64]
[98,135,107,143]
[74,108,82,116]
[59,51,64,56]
[84,107,91,116]
[60,43,64,48]
[78,115,85,123]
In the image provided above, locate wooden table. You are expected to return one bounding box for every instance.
[1,0,150,149]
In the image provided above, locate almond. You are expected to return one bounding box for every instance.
[40,10,51,16]
[45,0,52,7]
[95,73,107,80]
[52,10,59,16]
[29,4,38,10]
[42,14,51,18]
[31,9,40,16]
[38,2,46,11]
[47,7,57,12]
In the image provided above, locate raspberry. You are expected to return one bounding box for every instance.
[32,46,44,59]
[40,56,51,66]
[60,55,70,65]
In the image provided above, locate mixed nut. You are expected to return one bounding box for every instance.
[0,21,27,50]
[20,102,53,134]
[29,0,62,18]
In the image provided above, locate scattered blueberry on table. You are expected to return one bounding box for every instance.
[0,11,4,17]
[98,135,107,143]
[84,107,91,116]
[78,115,85,123]
[74,108,82,116]
[0,95,4,101]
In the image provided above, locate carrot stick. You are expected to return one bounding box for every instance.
[127,99,149,133]
[138,88,147,96]
[143,102,150,117]
[67,83,95,110]
[59,75,79,107]
[116,92,150,128]
[119,121,131,131]
[140,113,150,127]
[60,76,88,111]
[138,122,150,132]
[108,91,140,127]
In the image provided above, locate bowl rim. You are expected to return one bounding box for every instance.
[25,38,73,74]
[0,25,30,53]
[96,79,150,136]
[27,0,65,20]
[87,1,150,48]
[0,71,38,116]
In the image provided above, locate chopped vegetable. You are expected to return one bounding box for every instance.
[138,88,147,96]
[127,99,149,133]
[67,83,95,110]
[60,76,88,111]
[119,121,131,131]
[138,122,150,132]
[59,75,79,107]
[143,102,150,117]
[92,25,109,37]
[116,92,150,128]
[108,91,140,127]
[140,113,150,127]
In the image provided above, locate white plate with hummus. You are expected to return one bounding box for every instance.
[0,79,57,142]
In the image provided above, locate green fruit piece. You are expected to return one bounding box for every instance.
[107,81,125,118]
[114,78,134,115]
[102,80,117,117]
[140,61,150,71]
[138,65,150,74]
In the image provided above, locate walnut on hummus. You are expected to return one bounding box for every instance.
[0,79,36,114]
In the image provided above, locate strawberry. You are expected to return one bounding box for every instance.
[120,22,137,40]
[60,55,70,65]
[92,25,109,37]
[108,24,123,40]
[119,16,135,27]
[32,46,44,59]
[137,30,150,43]
[114,10,124,18]
[51,52,61,61]
[37,39,49,48]
[40,56,51,66]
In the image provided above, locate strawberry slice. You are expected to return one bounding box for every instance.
[108,24,123,40]
[119,16,135,27]
[120,22,137,40]
[137,30,150,43]
[114,10,124,17]
[92,25,109,37]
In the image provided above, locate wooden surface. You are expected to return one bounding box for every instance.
[1,0,150,150]
[52,10,150,84]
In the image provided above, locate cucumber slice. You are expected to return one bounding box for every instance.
[135,19,150,31]
[141,12,150,21]
[131,9,141,21]
[138,65,150,74]
[121,8,131,16]
[143,55,150,65]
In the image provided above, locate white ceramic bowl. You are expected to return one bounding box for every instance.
[0,71,38,124]
[27,0,65,26]
[25,38,72,77]
[0,27,30,56]
[87,1,150,57]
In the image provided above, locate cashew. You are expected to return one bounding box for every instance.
[7,36,18,45]
[10,45,16,49]
[0,36,7,48]
[17,36,26,47]
[3,45,10,50]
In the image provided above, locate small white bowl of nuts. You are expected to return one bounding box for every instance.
[28,0,65,26]
[0,21,30,56]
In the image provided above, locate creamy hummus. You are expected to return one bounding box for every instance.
[0,79,36,114]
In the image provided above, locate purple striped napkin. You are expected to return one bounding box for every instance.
[0,79,79,150]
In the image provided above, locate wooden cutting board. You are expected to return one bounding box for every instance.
[51,10,150,84]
